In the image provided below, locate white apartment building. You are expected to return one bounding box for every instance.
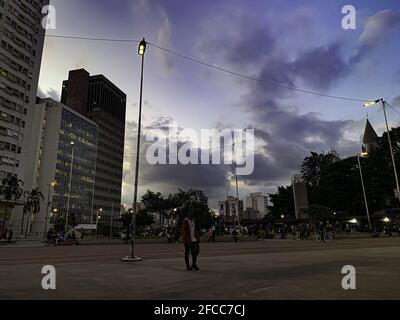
[0,0,49,234]
[245,192,269,219]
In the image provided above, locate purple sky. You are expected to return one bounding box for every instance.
[39,0,400,209]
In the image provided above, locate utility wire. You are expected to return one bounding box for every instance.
[147,42,371,102]
[386,102,400,117]
[44,34,371,102]
[45,34,140,43]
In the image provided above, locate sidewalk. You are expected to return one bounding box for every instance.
[0,233,379,248]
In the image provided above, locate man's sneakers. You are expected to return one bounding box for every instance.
[192,264,200,271]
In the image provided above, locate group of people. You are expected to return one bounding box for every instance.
[46,229,79,246]
[0,228,13,243]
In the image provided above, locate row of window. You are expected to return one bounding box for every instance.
[0,140,22,153]
[96,166,123,180]
[5,12,36,44]
[0,125,23,141]
[0,110,25,128]
[15,0,43,24]
[97,158,123,172]
[0,65,29,90]
[0,78,26,102]
[1,39,34,70]
[95,185,121,196]
[3,27,37,57]
[7,3,40,37]
[0,95,28,114]
[97,150,123,165]
[0,155,20,167]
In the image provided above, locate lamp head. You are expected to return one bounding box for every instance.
[363,99,383,108]
[138,38,146,56]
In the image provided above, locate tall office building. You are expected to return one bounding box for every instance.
[22,98,98,236]
[61,69,126,223]
[245,192,269,219]
[0,0,49,234]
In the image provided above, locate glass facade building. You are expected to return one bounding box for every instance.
[52,108,98,224]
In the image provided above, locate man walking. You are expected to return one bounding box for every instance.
[181,210,201,271]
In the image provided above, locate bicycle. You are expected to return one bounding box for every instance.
[316,230,333,243]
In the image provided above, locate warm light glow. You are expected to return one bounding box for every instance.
[138,38,146,56]
[350,218,358,224]
[383,217,390,223]
[281,215,285,219]
[173,208,178,212]
[51,181,57,187]
[363,99,382,108]
[99,208,103,212]
[360,152,369,158]
[70,141,75,146]
[53,208,58,213]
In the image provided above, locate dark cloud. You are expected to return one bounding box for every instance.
[196,9,363,194]
[351,9,400,63]
[392,96,400,107]
[291,43,348,91]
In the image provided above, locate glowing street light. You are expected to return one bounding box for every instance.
[357,152,371,231]
[123,38,147,263]
[363,99,400,203]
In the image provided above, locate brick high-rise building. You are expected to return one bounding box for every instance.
[61,69,126,223]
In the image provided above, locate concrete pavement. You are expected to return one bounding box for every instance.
[1,238,400,299]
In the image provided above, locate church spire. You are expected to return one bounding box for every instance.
[362,119,378,153]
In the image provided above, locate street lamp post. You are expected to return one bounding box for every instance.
[44,181,56,239]
[357,153,372,231]
[96,208,102,237]
[233,143,240,228]
[65,142,75,233]
[123,38,146,262]
[363,99,400,203]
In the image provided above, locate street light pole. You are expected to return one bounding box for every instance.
[110,203,114,240]
[382,100,400,203]
[65,142,75,234]
[357,154,372,231]
[44,182,56,239]
[233,143,240,228]
[96,208,102,238]
[364,99,400,203]
[123,38,146,262]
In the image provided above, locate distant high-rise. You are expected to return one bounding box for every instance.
[362,119,378,154]
[245,192,269,219]
[218,196,244,223]
[292,174,309,220]
[0,0,49,234]
[189,189,209,207]
[61,69,126,222]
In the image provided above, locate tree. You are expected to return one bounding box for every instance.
[269,186,295,219]
[23,188,44,238]
[301,151,339,188]
[301,205,334,221]
[0,176,24,238]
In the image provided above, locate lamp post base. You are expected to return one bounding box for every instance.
[122,256,143,262]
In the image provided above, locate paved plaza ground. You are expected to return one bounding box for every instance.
[1,237,400,300]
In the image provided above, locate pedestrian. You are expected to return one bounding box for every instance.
[211,225,216,243]
[7,229,13,244]
[181,210,201,271]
